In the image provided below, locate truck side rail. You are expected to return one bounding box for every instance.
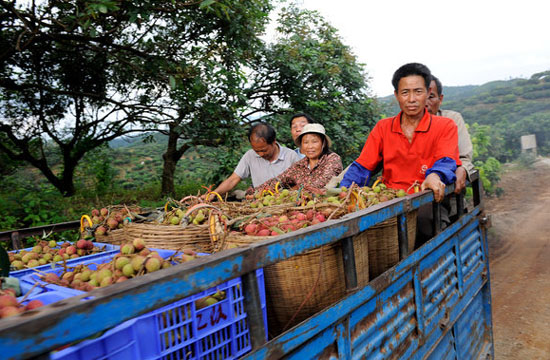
[0,172,487,360]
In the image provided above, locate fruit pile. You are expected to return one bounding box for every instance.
[37,239,200,291]
[234,184,408,237]
[9,239,110,270]
[0,289,43,319]
[82,205,142,237]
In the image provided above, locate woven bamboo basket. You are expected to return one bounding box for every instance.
[358,210,418,280]
[224,226,369,337]
[94,229,126,245]
[121,222,220,253]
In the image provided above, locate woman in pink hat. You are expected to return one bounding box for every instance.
[250,123,342,193]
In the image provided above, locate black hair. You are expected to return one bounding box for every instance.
[431,75,443,97]
[391,63,432,92]
[289,113,314,128]
[248,122,276,144]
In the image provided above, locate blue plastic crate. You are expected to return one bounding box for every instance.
[50,269,267,360]
[18,248,190,296]
[9,242,120,278]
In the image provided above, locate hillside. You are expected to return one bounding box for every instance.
[379,70,550,161]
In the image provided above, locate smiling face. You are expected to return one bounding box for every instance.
[291,116,309,142]
[250,135,278,161]
[300,133,324,160]
[395,75,428,119]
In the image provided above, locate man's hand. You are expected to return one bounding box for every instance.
[454,166,467,194]
[421,173,446,202]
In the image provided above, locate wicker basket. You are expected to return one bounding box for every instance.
[359,210,417,280]
[224,229,369,337]
[94,229,126,245]
[121,222,219,253]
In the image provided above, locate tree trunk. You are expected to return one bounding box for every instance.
[161,151,177,197]
[161,126,189,197]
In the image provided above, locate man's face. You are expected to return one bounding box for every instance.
[290,116,309,142]
[426,80,443,115]
[394,75,428,118]
[250,136,277,161]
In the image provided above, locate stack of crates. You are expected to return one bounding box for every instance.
[17,250,267,360]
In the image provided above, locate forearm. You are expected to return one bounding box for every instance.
[212,173,242,196]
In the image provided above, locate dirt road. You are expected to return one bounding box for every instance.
[485,159,550,359]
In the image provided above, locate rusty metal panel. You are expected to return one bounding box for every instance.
[426,329,457,360]
[419,237,461,337]
[454,288,491,359]
[349,270,418,359]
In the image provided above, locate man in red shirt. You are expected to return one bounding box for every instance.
[340,63,460,203]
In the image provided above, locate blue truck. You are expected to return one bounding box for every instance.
[0,171,492,359]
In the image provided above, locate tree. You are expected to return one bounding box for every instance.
[243,6,380,166]
[150,1,273,196]
[0,0,170,196]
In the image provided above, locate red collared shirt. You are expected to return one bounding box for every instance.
[356,110,461,190]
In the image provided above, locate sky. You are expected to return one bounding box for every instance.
[289,0,550,97]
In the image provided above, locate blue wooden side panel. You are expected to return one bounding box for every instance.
[270,216,492,360]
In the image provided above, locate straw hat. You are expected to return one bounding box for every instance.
[295,123,332,147]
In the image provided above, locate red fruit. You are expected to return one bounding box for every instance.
[132,238,146,251]
[107,218,118,230]
[0,306,22,318]
[278,215,288,223]
[66,246,77,255]
[86,240,94,250]
[0,295,18,307]
[95,226,107,236]
[139,248,151,256]
[270,231,279,236]
[257,229,270,237]
[244,223,257,235]
[44,273,59,283]
[296,212,307,221]
[2,289,16,297]
[91,209,100,217]
[25,299,44,311]
[116,276,128,283]
[311,218,321,225]
[306,210,315,221]
[76,239,87,249]
[315,213,326,222]
[100,208,109,217]
[338,191,347,199]
[114,214,123,223]
[58,248,66,256]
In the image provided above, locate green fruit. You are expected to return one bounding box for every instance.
[175,209,185,218]
[115,256,130,270]
[122,263,135,277]
[397,189,407,197]
[170,216,180,225]
[373,186,381,193]
[194,210,205,223]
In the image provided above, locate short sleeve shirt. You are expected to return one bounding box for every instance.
[234,143,300,187]
[356,111,461,190]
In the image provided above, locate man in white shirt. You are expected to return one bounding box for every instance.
[210,122,300,198]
